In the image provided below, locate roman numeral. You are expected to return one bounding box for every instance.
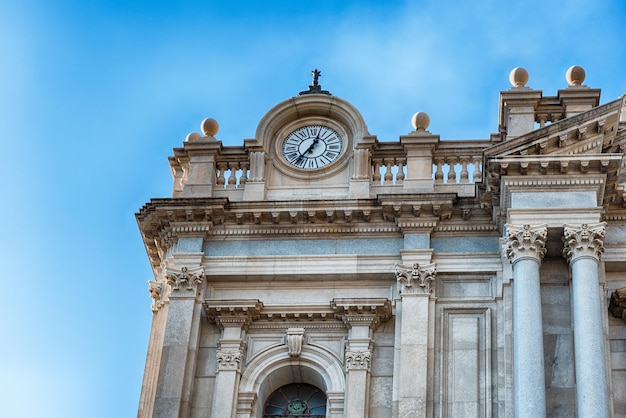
[285,152,299,161]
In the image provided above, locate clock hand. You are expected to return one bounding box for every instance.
[304,137,319,155]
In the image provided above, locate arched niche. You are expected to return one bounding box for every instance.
[237,344,345,417]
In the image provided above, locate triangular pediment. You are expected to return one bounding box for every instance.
[485,97,625,159]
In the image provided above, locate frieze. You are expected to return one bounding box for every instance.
[563,222,606,263]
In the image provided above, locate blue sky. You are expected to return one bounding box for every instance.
[1,1,624,417]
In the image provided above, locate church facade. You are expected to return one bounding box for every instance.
[136,67,626,418]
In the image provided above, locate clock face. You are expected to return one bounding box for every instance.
[282,125,343,170]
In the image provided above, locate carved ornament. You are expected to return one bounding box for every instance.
[395,262,437,295]
[504,224,548,263]
[286,327,305,357]
[345,349,372,370]
[165,266,205,294]
[216,349,243,371]
[148,280,165,312]
[563,222,606,263]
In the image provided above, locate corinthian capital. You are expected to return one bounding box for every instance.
[504,224,548,264]
[395,262,437,295]
[165,266,205,296]
[563,222,606,263]
[216,349,242,371]
[346,349,372,370]
[148,280,165,312]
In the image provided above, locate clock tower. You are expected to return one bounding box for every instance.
[136,67,626,417]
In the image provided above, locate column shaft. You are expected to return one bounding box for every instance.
[512,257,546,418]
[564,222,609,417]
[505,224,548,418]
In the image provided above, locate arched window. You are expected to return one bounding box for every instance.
[263,383,326,417]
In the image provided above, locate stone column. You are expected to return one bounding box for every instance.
[205,300,263,418]
[152,265,205,418]
[504,224,547,418]
[332,299,391,418]
[394,262,436,418]
[563,223,609,417]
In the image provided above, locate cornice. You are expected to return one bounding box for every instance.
[486,97,623,158]
[136,195,492,270]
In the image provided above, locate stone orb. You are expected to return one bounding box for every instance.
[509,67,529,87]
[201,118,219,137]
[566,65,586,86]
[185,132,202,142]
[411,112,430,131]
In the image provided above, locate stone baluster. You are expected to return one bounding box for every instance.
[446,157,457,184]
[434,158,444,184]
[472,156,482,182]
[239,162,248,186]
[396,159,405,183]
[394,262,437,418]
[563,223,610,417]
[459,157,469,183]
[216,162,227,188]
[384,160,394,184]
[504,224,548,418]
[227,163,237,188]
[332,299,391,418]
[372,159,382,183]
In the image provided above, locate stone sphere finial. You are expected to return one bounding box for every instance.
[509,67,529,87]
[201,118,219,137]
[411,112,430,131]
[566,65,586,86]
[185,132,202,142]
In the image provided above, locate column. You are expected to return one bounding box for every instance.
[205,300,263,418]
[504,224,547,418]
[332,298,391,418]
[563,223,610,417]
[394,262,436,418]
[152,265,205,418]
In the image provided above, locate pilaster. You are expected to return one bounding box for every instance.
[205,300,263,418]
[152,264,205,418]
[332,298,391,418]
[394,262,437,418]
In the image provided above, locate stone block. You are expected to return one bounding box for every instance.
[545,388,576,417]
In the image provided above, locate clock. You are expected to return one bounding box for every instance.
[281,125,343,170]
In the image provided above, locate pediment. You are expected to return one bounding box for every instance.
[485,97,625,159]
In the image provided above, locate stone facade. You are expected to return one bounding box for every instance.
[136,67,626,417]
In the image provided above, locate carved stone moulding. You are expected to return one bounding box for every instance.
[204,299,264,329]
